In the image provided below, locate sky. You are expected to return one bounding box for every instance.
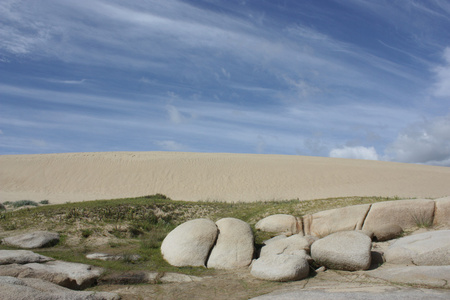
[1,0,450,166]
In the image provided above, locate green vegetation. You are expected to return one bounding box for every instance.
[11,200,39,208]
[0,194,399,276]
[39,200,50,205]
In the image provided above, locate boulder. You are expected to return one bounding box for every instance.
[372,223,403,241]
[311,231,372,271]
[2,231,60,249]
[251,253,309,281]
[0,276,120,300]
[0,250,53,265]
[367,265,450,288]
[255,214,302,236]
[363,199,435,232]
[303,204,370,237]
[384,230,450,265]
[207,218,254,269]
[0,260,104,290]
[260,234,316,258]
[434,196,450,226]
[161,218,218,267]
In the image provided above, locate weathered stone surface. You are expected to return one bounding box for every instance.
[260,234,315,258]
[207,218,254,269]
[372,223,403,241]
[255,214,301,236]
[366,265,450,288]
[0,250,53,265]
[99,271,202,285]
[2,231,60,249]
[363,199,435,232]
[311,231,372,271]
[251,253,309,282]
[250,285,450,299]
[384,230,450,265]
[303,204,370,237]
[86,253,141,261]
[434,196,450,226]
[0,260,104,290]
[0,276,120,300]
[161,218,218,267]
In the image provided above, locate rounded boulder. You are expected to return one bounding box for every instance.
[161,219,218,267]
[251,253,309,281]
[207,218,254,269]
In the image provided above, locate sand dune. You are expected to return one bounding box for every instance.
[1,152,450,204]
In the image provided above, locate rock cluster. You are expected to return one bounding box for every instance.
[161,197,450,283]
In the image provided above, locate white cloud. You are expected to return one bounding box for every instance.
[154,140,185,151]
[385,115,450,166]
[432,47,450,98]
[166,105,184,124]
[329,146,379,160]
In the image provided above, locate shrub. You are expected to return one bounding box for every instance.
[0,203,5,211]
[39,200,50,205]
[12,200,38,208]
[81,228,93,238]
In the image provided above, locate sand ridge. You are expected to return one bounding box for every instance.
[1,152,450,204]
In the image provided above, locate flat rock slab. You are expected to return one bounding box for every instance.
[86,252,141,261]
[0,276,120,300]
[251,285,450,300]
[0,250,53,265]
[384,230,450,265]
[0,260,104,290]
[2,231,60,249]
[99,271,203,285]
[366,265,450,288]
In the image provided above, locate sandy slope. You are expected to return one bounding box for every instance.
[1,152,450,204]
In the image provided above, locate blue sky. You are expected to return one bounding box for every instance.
[1,0,450,166]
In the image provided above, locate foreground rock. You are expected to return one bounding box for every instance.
[0,260,104,290]
[207,218,254,269]
[255,214,301,236]
[0,276,120,300]
[86,253,141,262]
[303,204,370,237]
[99,271,203,285]
[384,230,450,265]
[0,250,53,265]
[363,199,435,232]
[366,265,450,288]
[161,218,218,267]
[251,253,310,281]
[2,231,60,249]
[251,284,450,300]
[311,231,372,271]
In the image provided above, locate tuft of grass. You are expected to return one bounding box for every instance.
[11,200,39,208]
[411,211,433,228]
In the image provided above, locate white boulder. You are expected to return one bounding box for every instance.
[161,218,218,267]
[311,231,372,271]
[255,214,302,236]
[251,253,309,282]
[207,218,254,269]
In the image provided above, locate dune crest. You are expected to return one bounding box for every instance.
[1,152,450,204]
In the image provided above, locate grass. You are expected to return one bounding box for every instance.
[411,210,433,228]
[0,194,400,277]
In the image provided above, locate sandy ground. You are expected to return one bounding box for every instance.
[1,152,450,204]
